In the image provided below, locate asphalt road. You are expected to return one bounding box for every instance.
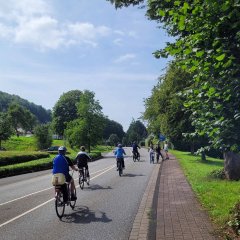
[0,147,155,240]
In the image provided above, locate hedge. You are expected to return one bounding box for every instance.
[0,151,50,167]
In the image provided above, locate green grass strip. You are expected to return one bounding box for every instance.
[171,150,240,226]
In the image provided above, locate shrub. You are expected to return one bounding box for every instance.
[0,151,50,166]
[225,201,240,239]
[209,168,226,180]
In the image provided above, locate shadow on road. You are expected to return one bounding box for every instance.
[86,184,112,191]
[61,205,112,224]
[121,173,145,177]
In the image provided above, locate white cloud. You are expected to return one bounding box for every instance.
[114,30,125,36]
[14,16,65,49]
[113,38,123,46]
[114,53,136,63]
[0,0,112,50]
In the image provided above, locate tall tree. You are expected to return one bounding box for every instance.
[108,0,240,179]
[144,62,196,150]
[126,119,147,144]
[7,103,37,136]
[65,90,105,152]
[0,112,14,148]
[103,118,125,141]
[52,90,82,136]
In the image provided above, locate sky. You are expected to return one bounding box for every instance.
[0,0,171,131]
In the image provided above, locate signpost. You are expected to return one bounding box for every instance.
[159,133,166,141]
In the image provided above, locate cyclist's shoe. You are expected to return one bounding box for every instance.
[71,194,77,201]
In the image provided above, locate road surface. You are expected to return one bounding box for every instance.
[0,147,155,240]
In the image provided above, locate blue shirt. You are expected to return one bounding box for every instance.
[52,154,69,176]
[115,147,126,158]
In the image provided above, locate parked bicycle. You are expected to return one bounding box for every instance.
[54,172,77,219]
[79,167,90,190]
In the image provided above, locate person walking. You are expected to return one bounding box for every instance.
[149,145,155,164]
[164,141,169,160]
[155,143,164,163]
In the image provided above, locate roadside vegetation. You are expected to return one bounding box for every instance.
[0,136,112,178]
[172,150,240,238]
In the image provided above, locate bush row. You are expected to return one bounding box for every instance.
[0,151,50,167]
[0,151,102,178]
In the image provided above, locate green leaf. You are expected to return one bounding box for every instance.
[158,9,165,17]
[196,51,204,57]
[216,53,226,61]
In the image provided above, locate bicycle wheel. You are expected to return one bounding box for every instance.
[70,187,77,209]
[118,161,122,177]
[133,154,136,162]
[79,171,84,190]
[137,153,140,161]
[55,191,65,219]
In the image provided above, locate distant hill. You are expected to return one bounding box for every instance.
[0,91,51,123]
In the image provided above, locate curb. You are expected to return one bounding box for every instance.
[129,163,161,240]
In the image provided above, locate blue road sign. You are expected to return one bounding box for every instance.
[159,134,166,141]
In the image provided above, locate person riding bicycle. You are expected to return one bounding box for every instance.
[114,143,126,170]
[132,141,140,159]
[75,146,91,180]
[52,146,78,201]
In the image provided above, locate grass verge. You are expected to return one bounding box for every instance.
[171,150,240,228]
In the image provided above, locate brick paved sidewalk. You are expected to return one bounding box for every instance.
[156,153,219,240]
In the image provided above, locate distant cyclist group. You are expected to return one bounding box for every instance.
[51,140,168,218]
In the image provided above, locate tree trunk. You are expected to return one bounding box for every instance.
[224,151,240,180]
[190,141,194,155]
[201,151,206,161]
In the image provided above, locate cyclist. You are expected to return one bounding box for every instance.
[114,143,126,170]
[52,146,78,201]
[132,141,140,159]
[75,146,91,181]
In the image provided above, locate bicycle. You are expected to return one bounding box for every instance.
[117,158,123,176]
[54,172,76,219]
[79,167,90,190]
[132,151,140,162]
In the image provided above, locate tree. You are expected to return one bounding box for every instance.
[52,90,82,136]
[0,112,14,148]
[144,62,199,151]
[126,119,147,144]
[103,118,125,141]
[108,0,240,179]
[34,124,52,150]
[108,134,120,146]
[65,90,105,152]
[7,103,37,136]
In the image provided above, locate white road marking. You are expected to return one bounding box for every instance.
[0,165,115,207]
[0,164,115,228]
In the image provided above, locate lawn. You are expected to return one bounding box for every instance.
[171,150,240,227]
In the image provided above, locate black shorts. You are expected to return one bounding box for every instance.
[77,160,88,169]
[65,173,72,183]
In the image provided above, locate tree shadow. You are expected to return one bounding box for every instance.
[121,173,145,177]
[195,158,224,167]
[86,184,112,191]
[61,205,112,224]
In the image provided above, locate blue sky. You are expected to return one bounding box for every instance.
[0,0,171,131]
